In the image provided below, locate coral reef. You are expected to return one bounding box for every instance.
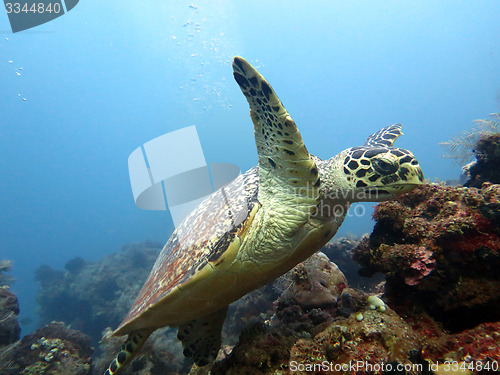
[34,242,163,345]
[210,253,421,375]
[204,230,500,375]
[275,252,347,310]
[465,131,500,187]
[320,237,384,291]
[270,252,352,336]
[0,288,20,347]
[441,113,500,187]
[0,322,92,375]
[352,183,500,332]
[27,224,500,374]
[406,315,500,366]
[223,283,278,347]
[0,260,20,349]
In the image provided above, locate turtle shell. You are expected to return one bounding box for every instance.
[114,167,259,335]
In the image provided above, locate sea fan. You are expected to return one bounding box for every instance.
[440,113,500,165]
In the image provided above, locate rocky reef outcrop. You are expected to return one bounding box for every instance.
[203,184,500,374]
[441,112,500,187]
[0,262,93,375]
[0,260,20,349]
[0,288,20,348]
[464,132,500,187]
[34,242,163,345]
[321,238,384,291]
[0,322,93,375]
[209,252,422,375]
[353,183,500,332]
[463,113,500,188]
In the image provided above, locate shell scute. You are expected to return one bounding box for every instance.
[116,168,259,330]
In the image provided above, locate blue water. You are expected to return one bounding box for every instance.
[1,0,499,336]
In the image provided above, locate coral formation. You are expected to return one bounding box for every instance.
[223,283,278,347]
[210,253,421,375]
[441,113,500,187]
[406,315,500,366]
[0,260,20,349]
[34,242,163,344]
[0,288,20,347]
[465,132,500,187]
[275,252,347,310]
[26,227,499,374]
[320,237,384,291]
[353,183,500,332]
[0,322,92,375]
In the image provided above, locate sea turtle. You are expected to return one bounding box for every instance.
[104,57,424,374]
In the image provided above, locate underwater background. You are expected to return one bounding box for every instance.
[1,0,500,365]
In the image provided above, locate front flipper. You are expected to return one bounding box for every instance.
[232,57,319,217]
[103,328,154,375]
[363,124,403,147]
[177,306,228,366]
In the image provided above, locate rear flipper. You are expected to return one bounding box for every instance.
[177,306,228,366]
[103,328,154,375]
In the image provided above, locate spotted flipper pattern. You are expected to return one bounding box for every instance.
[232,57,319,216]
[103,328,153,375]
[363,124,403,147]
[177,306,228,366]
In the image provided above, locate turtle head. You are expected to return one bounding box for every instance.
[335,145,424,202]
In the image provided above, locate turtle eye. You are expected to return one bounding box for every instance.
[372,158,398,175]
